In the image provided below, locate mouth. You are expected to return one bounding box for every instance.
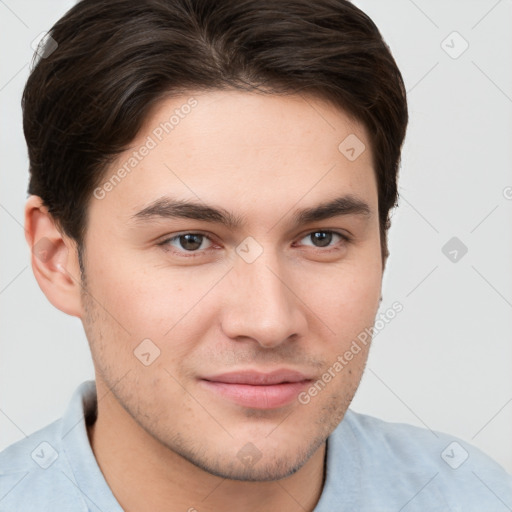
[199,369,314,409]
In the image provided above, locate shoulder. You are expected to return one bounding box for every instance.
[0,383,96,512]
[328,409,512,511]
[342,409,509,473]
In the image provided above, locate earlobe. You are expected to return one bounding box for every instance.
[24,195,84,318]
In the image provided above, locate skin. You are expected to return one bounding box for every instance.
[25,90,383,512]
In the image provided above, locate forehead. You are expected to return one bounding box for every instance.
[140,89,371,161]
[89,89,377,227]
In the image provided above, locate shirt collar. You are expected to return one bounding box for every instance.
[60,380,124,512]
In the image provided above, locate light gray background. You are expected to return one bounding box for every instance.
[1,0,511,474]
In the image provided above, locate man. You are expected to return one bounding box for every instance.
[0,0,510,510]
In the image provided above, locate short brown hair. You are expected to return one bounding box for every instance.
[23,0,408,265]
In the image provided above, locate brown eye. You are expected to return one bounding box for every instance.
[177,234,204,251]
[299,230,349,249]
[159,232,213,255]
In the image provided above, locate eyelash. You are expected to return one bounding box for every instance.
[157,230,352,258]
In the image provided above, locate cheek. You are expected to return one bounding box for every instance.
[86,250,225,357]
[309,257,381,335]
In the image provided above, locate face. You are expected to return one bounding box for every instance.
[80,89,382,481]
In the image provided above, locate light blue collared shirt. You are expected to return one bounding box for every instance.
[1,380,511,511]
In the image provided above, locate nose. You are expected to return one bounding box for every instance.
[219,250,308,349]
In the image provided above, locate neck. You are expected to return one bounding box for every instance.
[86,380,327,512]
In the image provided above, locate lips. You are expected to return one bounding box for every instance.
[202,369,312,385]
[199,369,313,409]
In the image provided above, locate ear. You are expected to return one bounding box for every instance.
[24,195,83,318]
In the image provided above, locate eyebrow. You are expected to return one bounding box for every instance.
[130,194,372,229]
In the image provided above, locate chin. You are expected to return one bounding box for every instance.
[194,455,307,482]
[172,432,326,482]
